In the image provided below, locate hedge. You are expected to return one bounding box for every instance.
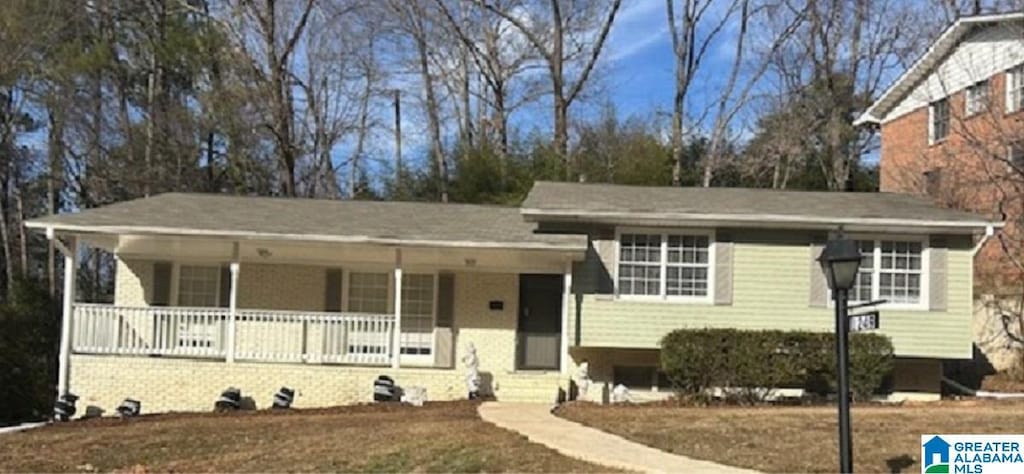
[660,328,894,403]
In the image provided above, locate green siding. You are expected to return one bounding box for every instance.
[570,239,973,359]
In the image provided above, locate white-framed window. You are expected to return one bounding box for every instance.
[617,233,662,296]
[833,238,927,309]
[965,79,990,116]
[400,273,435,357]
[1006,64,1024,113]
[666,235,710,297]
[929,98,950,143]
[342,269,437,363]
[878,241,924,304]
[616,229,714,302]
[177,265,220,307]
[851,240,875,303]
[347,272,389,313]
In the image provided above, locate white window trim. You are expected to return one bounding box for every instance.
[163,261,224,349]
[928,99,949,145]
[829,235,930,312]
[340,266,438,366]
[1009,142,1024,171]
[613,227,716,304]
[1006,65,1024,114]
[965,80,989,117]
[170,261,222,308]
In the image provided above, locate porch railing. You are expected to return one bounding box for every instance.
[71,304,395,366]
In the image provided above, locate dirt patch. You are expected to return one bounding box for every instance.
[557,399,1024,473]
[0,401,609,473]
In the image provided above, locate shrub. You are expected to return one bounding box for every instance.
[0,280,59,425]
[660,328,894,403]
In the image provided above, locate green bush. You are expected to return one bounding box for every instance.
[660,328,894,403]
[0,280,60,425]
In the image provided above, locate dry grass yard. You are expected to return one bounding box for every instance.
[558,399,1024,473]
[0,401,610,473]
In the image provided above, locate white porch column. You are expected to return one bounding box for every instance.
[51,230,77,397]
[392,248,403,369]
[226,242,240,363]
[561,262,572,375]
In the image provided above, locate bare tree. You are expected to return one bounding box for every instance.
[480,0,622,180]
[665,0,740,186]
[388,0,450,202]
[766,0,917,191]
[227,0,317,197]
[434,0,542,186]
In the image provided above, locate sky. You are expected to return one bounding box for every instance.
[511,0,750,133]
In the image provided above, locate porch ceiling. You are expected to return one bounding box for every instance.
[76,234,579,273]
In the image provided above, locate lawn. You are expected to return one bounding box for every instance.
[558,399,1024,473]
[0,401,608,473]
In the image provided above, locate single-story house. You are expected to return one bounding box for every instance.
[26,181,1000,413]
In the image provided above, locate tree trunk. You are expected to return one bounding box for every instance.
[414,27,448,202]
[47,108,64,296]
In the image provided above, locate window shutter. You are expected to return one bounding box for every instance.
[929,246,948,312]
[218,266,231,308]
[714,240,734,305]
[324,268,343,312]
[434,272,455,368]
[809,244,827,308]
[152,262,173,306]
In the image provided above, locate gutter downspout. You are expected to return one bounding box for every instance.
[972,225,996,257]
[46,227,77,399]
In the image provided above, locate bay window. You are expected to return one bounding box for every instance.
[617,230,713,301]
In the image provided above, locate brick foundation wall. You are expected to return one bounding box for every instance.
[68,354,564,415]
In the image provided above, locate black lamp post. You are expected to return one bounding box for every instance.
[817,237,862,474]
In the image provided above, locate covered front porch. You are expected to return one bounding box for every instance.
[55,230,581,379]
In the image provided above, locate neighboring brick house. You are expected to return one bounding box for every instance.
[857,12,1024,290]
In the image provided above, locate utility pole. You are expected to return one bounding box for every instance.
[393,89,402,192]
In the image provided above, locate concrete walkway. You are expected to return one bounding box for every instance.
[0,422,47,435]
[478,402,760,474]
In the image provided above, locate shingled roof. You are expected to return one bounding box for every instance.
[26,193,586,251]
[521,181,998,232]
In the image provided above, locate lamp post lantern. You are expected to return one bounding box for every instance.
[818,236,862,474]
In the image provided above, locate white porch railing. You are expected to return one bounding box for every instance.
[71,304,395,366]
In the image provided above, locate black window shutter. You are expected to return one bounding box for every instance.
[152,262,173,306]
[324,268,343,312]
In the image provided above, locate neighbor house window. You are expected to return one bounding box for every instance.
[347,272,389,313]
[617,231,712,300]
[837,239,925,306]
[177,265,220,307]
[400,274,435,356]
[1007,65,1024,113]
[965,79,990,116]
[1009,142,1024,170]
[929,98,949,143]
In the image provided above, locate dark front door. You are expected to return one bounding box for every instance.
[517,274,563,370]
